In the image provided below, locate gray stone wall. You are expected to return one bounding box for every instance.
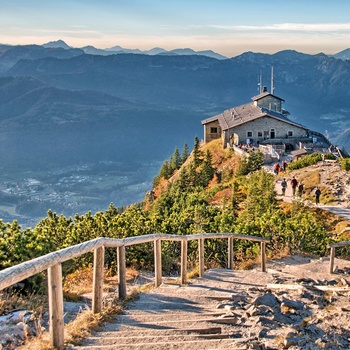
[227,116,307,145]
[204,120,222,143]
[256,96,282,112]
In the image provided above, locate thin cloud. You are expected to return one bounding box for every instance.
[210,23,350,32]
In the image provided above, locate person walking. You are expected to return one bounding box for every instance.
[290,176,298,196]
[315,187,321,205]
[298,182,304,198]
[273,163,280,175]
[281,178,287,196]
[282,160,288,172]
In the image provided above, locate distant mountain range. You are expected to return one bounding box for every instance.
[43,39,350,61]
[333,48,350,60]
[2,40,350,223]
[1,42,350,158]
[43,39,228,60]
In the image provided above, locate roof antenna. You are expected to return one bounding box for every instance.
[258,70,263,94]
[271,66,275,95]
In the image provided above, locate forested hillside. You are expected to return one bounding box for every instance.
[2,139,347,290]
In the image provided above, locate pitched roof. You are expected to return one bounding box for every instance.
[251,91,285,102]
[202,102,306,131]
[291,149,309,156]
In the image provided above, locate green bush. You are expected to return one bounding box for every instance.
[340,158,350,171]
[288,153,323,170]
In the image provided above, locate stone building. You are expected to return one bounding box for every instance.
[201,89,331,156]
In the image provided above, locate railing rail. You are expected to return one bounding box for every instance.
[0,232,269,349]
[328,241,350,273]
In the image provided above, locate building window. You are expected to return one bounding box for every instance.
[257,131,263,137]
[247,131,253,138]
[287,131,293,137]
[210,127,218,133]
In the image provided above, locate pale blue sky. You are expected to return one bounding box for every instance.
[1,0,350,57]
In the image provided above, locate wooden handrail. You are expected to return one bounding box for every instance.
[0,232,269,348]
[328,241,350,273]
[0,237,106,291]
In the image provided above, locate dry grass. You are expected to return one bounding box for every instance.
[18,334,54,350]
[187,267,200,279]
[269,246,291,261]
[235,259,258,270]
[19,285,147,349]
[62,266,140,301]
[18,309,104,350]
[14,266,143,349]
[0,290,47,316]
[296,169,320,189]
[63,267,94,301]
[64,309,103,345]
[286,166,338,204]
[208,187,233,205]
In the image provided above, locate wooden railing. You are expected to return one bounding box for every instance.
[328,241,350,273]
[0,232,269,349]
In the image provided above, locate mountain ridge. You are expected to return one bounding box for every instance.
[6,49,350,133]
[2,44,350,225]
[39,39,228,60]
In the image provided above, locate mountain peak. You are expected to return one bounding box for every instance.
[42,40,71,50]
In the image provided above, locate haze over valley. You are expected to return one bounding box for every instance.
[2,40,350,226]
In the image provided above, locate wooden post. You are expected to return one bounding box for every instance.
[329,246,335,274]
[260,242,266,272]
[154,238,162,287]
[117,245,127,299]
[92,246,104,313]
[198,238,205,277]
[181,239,188,285]
[48,263,64,349]
[228,237,234,270]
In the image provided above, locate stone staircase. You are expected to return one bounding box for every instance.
[72,269,274,350]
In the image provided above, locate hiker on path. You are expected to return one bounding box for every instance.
[290,176,298,196]
[281,178,287,196]
[298,182,304,198]
[273,163,280,175]
[315,187,321,205]
[282,160,288,172]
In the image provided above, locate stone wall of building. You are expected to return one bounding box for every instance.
[204,120,222,143]
[255,96,282,112]
[227,116,307,145]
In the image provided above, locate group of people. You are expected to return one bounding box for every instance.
[280,176,321,204]
[273,160,288,175]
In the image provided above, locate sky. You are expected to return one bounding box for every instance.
[1,0,350,57]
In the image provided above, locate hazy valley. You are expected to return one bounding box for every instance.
[2,41,350,226]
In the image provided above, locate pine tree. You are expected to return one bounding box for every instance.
[243,169,277,219]
[159,160,171,179]
[181,142,189,164]
[236,150,264,176]
[170,147,181,172]
[200,150,215,187]
[247,150,264,172]
[193,136,201,168]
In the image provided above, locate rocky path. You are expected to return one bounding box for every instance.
[72,256,350,350]
[274,161,350,221]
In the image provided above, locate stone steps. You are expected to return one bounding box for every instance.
[72,290,243,349]
[75,338,245,350]
[71,269,275,349]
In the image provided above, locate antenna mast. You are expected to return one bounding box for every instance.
[271,66,274,94]
[258,70,263,94]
